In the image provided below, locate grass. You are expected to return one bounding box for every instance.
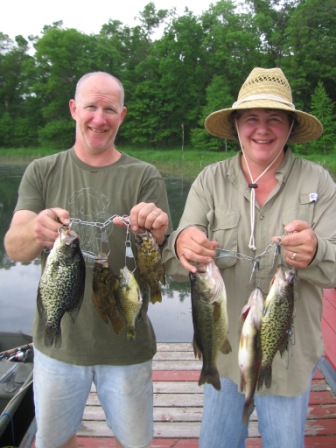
[0,146,335,181]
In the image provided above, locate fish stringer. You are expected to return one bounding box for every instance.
[123,218,136,272]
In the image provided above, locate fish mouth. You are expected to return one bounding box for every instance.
[58,226,79,245]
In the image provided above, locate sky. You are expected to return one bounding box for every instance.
[1,0,214,41]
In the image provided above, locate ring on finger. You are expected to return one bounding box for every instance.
[151,210,159,216]
[291,252,297,260]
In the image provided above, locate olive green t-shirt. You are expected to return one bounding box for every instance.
[15,148,172,365]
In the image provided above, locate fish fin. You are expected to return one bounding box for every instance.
[257,365,272,390]
[220,338,232,354]
[250,310,263,330]
[192,338,202,360]
[212,302,221,322]
[68,307,81,323]
[240,304,250,321]
[242,396,254,424]
[160,272,166,286]
[199,366,221,391]
[36,287,45,317]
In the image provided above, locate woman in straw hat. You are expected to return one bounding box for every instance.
[162,67,336,447]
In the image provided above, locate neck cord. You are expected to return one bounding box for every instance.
[235,119,294,251]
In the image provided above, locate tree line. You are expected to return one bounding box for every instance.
[0,0,335,153]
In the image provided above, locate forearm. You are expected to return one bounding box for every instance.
[4,219,43,262]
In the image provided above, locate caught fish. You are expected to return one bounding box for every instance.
[238,287,265,423]
[37,226,86,347]
[257,265,296,390]
[190,260,231,391]
[114,266,143,341]
[135,228,165,304]
[92,254,124,335]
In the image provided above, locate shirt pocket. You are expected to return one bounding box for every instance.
[207,209,240,269]
[282,193,316,226]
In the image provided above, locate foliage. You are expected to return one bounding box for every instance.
[0,1,335,151]
[308,82,336,154]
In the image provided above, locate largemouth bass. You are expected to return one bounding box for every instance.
[257,265,296,390]
[190,260,231,391]
[115,266,143,341]
[135,228,165,304]
[92,254,124,335]
[238,287,265,423]
[37,226,86,347]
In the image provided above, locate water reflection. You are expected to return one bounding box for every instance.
[0,162,193,342]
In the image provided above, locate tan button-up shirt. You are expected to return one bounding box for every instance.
[163,149,336,396]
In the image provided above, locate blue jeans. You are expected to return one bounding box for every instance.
[199,376,312,448]
[33,348,153,448]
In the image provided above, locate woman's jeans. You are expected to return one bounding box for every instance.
[199,376,312,448]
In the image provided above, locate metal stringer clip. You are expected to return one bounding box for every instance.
[122,217,136,271]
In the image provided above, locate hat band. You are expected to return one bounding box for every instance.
[232,94,295,109]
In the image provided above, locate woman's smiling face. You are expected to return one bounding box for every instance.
[235,108,293,167]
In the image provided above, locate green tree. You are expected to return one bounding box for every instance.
[191,75,235,151]
[126,11,207,146]
[0,33,38,147]
[308,82,335,154]
[200,1,263,95]
[285,0,336,107]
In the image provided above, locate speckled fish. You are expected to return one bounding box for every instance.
[114,266,143,341]
[238,287,265,423]
[92,254,124,335]
[135,228,165,304]
[37,226,86,347]
[190,260,232,391]
[257,265,296,390]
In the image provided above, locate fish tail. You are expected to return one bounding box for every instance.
[150,289,162,304]
[199,366,221,391]
[257,364,272,390]
[127,327,136,341]
[45,324,61,347]
[110,317,124,335]
[242,396,254,424]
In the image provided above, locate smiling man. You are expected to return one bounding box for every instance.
[4,71,172,448]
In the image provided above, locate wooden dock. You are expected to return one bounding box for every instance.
[29,342,336,448]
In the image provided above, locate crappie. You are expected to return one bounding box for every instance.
[37,226,86,347]
[238,287,265,423]
[257,265,296,390]
[92,254,124,335]
[114,266,143,341]
[190,260,231,391]
[135,228,165,304]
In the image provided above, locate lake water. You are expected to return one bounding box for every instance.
[0,162,193,342]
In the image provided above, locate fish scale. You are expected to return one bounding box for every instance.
[37,226,86,347]
[257,265,296,390]
[92,255,124,335]
[190,260,231,391]
[114,266,143,341]
[238,287,265,423]
[135,228,165,304]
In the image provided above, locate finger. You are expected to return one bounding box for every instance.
[284,220,310,233]
[112,216,128,228]
[47,208,70,226]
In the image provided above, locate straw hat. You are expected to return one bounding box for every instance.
[205,67,323,144]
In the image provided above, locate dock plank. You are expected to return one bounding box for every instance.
[30,342,336,447]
